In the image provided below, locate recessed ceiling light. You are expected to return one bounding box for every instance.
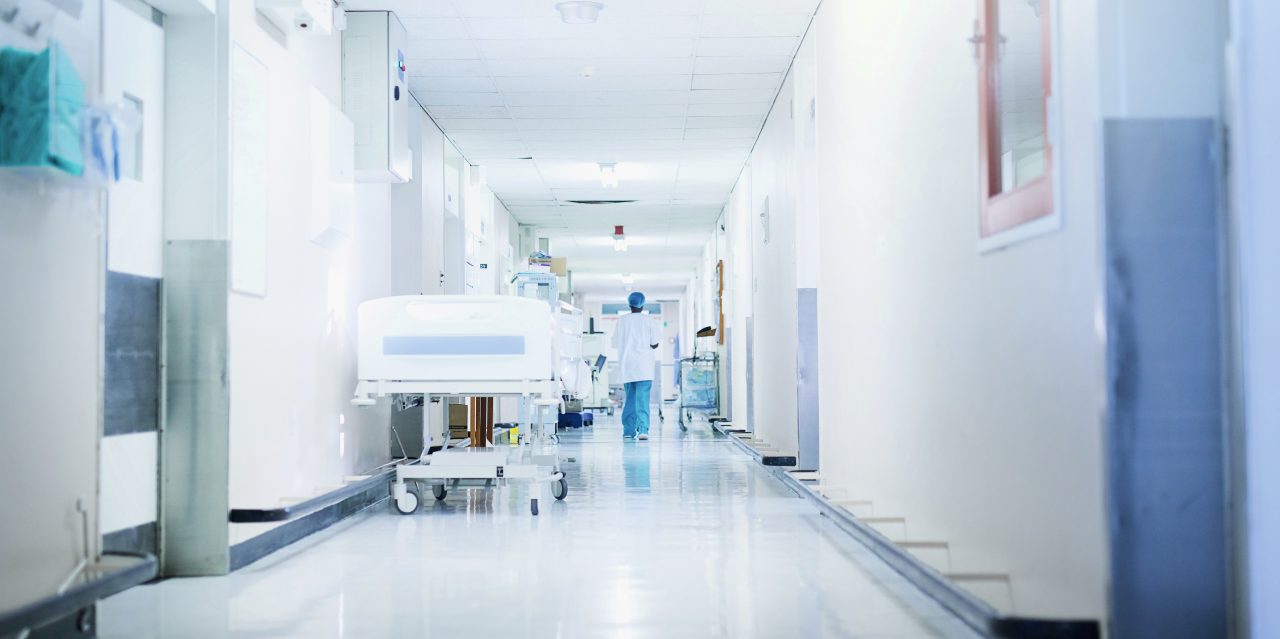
[621,273,635,284]
[579,65,596,78]
[555,1,603,24]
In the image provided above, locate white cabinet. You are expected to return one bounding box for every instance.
[342,11,411,183]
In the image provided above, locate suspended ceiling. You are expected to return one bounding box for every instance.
[342,0,820,294]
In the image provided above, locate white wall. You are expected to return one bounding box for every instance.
[724,165,753,428]
[224,6,393,539]
[748,71,800,454]
[811,0,1107,620]
[1230,0,1280,635]
[1099,0,1227,119]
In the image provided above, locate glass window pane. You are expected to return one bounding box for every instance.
[997,0,1046,193]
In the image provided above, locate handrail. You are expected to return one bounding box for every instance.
[0,552,157,637]
[710,422,1100,639]
[229,465,402,523]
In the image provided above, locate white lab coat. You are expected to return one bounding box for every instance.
[611,313,660,384]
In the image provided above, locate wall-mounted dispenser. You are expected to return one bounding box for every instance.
[342,11,411,183]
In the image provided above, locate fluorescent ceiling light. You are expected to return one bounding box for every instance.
[599,162,618,188]
[621,274,635,284]
[555,1,604,24]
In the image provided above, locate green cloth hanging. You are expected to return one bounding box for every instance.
[0,41,85,175]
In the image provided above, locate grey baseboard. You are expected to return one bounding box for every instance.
[228,480,389,572]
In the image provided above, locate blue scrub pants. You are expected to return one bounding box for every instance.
[621,380,653,438]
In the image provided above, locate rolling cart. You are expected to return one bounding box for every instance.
[678,352,719,430]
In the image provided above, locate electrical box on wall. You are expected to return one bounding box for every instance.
[257,0,332,36]
[342,11,411,183]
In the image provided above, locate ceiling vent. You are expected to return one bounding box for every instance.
[566,200,637,205]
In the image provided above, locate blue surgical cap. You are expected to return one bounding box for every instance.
[627,291,646,309]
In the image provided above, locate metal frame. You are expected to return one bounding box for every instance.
[353,379,566,516]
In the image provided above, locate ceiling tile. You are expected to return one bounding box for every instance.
[688,88,777,103]
[403,39,480,60]
[692,74,782,90]
[700,14,813,37]
[683,127,759,139]
[495,74,691,92]
[506,91,690,106]
[685,115,763,129]
[703,0,819,14]
[696,36,799,57]
[509,104,687,118]
[416,91,507,106]
[486,58,694,76]
[408,59,489,76]
[517,117,685,130]
[424,105,511,119]
[693,55,792,75]
[400,17,468,39]
[685,101,772,116]
[464,16,700,40]
[477,38,696,60]
[435,118,518,130]
[341,0,456,17]
[410,76,497,92]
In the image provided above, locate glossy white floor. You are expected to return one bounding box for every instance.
[100,411,978,638]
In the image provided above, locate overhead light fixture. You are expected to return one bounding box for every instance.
[613,225,627,252]
[621,273,635,284]
[555,1,603,24]
[579,65,596,78]
[599,162,618,188]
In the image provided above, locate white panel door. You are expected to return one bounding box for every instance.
[104,0,165,278]
[101,0,165,536]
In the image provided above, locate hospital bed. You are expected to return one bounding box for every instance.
[351,295,568,516]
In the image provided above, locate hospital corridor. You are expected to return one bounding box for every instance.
[2,1,1279,638]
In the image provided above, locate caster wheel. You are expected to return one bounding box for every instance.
[432,484,448,501]
[530,498,539,516]
[552,477,568,501]
[395,488,420,515]
[679,423,688,432]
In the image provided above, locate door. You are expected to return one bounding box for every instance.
[101,0,165,557]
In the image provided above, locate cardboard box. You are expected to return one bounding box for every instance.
[448,404,468,427]
[528,257,567,276]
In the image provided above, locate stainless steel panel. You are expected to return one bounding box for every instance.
[1103,118,1227,638]
[161,240,230,576]
[796,288,820,471]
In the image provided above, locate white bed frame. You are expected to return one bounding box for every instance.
[350,295,568,516]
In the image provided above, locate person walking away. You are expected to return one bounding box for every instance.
[611,291,660,440]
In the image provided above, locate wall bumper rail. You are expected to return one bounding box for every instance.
[0,552,157,638]
[709,422,1099,639]
[229,465,399,523]
[713,424,796,467]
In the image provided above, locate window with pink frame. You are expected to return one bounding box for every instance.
[977,0,1054,240]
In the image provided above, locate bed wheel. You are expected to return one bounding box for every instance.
[552,478,568,501]
[432,484,448,501]
[395,488,420,515]
[530,498,539,516]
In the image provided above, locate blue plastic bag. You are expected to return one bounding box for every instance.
[0,41,85,175]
